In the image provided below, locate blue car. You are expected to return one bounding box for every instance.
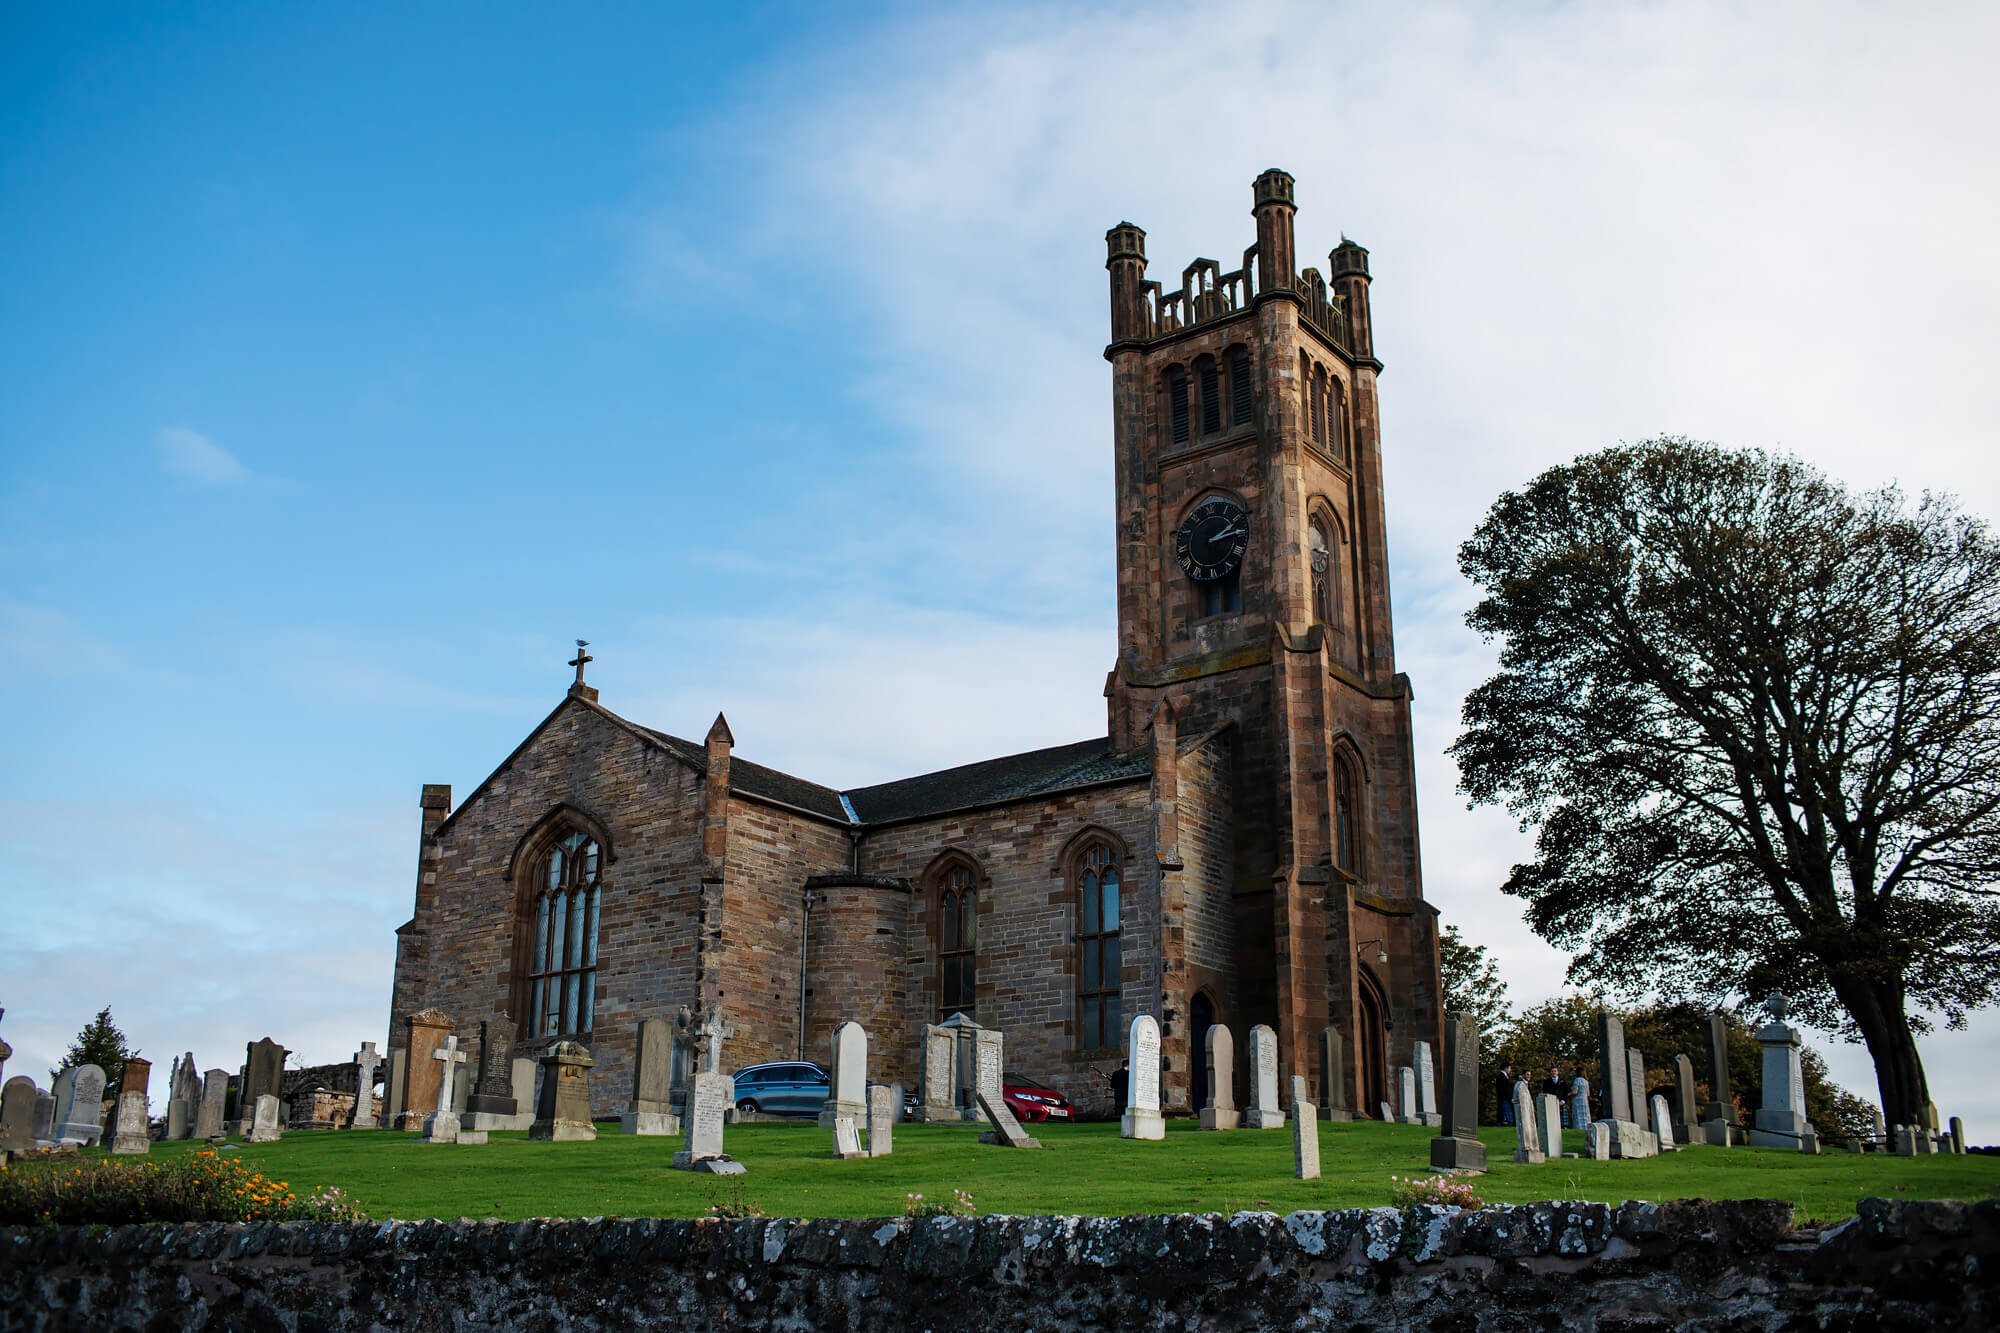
[730,1062,831,1117]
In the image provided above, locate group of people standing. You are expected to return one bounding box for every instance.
[1493,1063,1592,1127]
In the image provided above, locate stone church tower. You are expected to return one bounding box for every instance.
[1101,168,1436,1112]
[384,169,1439,1125]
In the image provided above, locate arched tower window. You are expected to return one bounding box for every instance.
[528,831,601,1037]
[1167,366,1190,445]
[1227,345,1253,425]
[1333,756,1361,875]
[1075,842,1123,1050]
[1331,375,1350,464]
[1310,519,1334,629]
[936,861,977,1018]
[1311,364,1329,446]
[1196,354,1221,435]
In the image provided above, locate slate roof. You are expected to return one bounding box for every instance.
[634,723,1150,827]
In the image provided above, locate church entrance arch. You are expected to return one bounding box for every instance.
[1357,968,1389,1117]
[1189,990,1217,1112]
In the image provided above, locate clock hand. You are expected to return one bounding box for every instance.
[1210,526,1244,541]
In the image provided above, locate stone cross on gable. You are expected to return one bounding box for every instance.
[569,639,592,686]
[432,1036,468,1115]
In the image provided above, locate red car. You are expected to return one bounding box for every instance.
[1002,1073,1074,1122]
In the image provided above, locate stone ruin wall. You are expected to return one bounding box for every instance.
[2,1198,1993,1331]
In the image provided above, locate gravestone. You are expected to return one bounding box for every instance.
[1429,1011,1486,1171]
[1244,1026,1284,1129]
[110,1091,151,1155]
[1396,1067,1417,1125]
[622,1018,678,1135]
[1748,996,1816,1151]
[1596,1011,1631,1124]
[120,1056,151,1099]
[401,1010,452,1131]
[530,1041,596,1142]
[1625,1050,1648,1132]
[1291,1076,1320,1180]
[1667,1053,1696,1140]
[1701,1010,1743,1144]
[867,1084,895,1157]
[975,1087,1041,1149]
[918,1012,993,1122]
[1609,1117,1658,1159]
[1412,1041,1441,1127]
[466,1017,517,1128]
[971,1028,1004,1111]
[1871,1105,1888,1147]
[1380,1101,1393,1122]
[820,1021,868,1127]
[1538,1094,1565,1159]
[673,1070,742,1173]
[166,1097,189,1141]
[422,1035,469,1144]
[249,1094,282,1143]
[1569,1076,1591,1134]
[832,1116,864,1160]
[1893,1124,1918,1156]
[0,1077,35,1152]
[387,1049,408,1130]
[506,1058,537,1130]
[1512,1082,1544,1163]
[1319,1026,1353,1121]
[196,1069,229,1139]
[233,1039,287,1136]
[168,1054,199,1140]
[1651,1093,1677,1152]
[1120,1013,1164,1140]
[1201,1023,1238,1130]
[1950,1116,1967,1154]
[53,1064,105,1145]
[1587,1122,1611,1160]
[348,1042,383,1129]
[888,1082,906,1124]
[918,1021,958,1121]
[33,1090,55,1143]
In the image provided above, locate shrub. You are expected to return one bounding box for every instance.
[1387,1173,1484,1210]
[904,1188,974,1219]
[0,1150,368,1226]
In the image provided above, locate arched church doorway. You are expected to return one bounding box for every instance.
[1357,969,1389,1117]
[1189,990,1216,1112]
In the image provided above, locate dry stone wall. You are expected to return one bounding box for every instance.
[3,1198,1993,1331]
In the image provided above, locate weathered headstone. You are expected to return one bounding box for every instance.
[622,1018,679,1135]
[232,1039,286,1136]
[1380,1100,1394,1122]
[1244,1025,1284,1129]
[918,1021,958,1121]
[1893,1124,1918,1156]
[249,1094,282,1143]
[1291,1076,1320,1180]
[1871,1105,1888,1146]
[975,1087,1042,1149]
[1672,1053,1698,1140]
[1512,1081,1544,1163]
[1569,1075,1591,1134]
[166,1097,189,1141]
[530,1041,596,1142]
[1412,1041,1442,1127]
[1319,1026,1353,1121]
[401,1010,452,1131]
[1650,1093,1677,1152]
[1700,1011,1742,1144]
[1397,1066,1417,1125]
[53,1064,105,1145]
[887,1082,906,1124]
[1200,1023,1238,1130]
[505,1058,537,1130]
[120,1056,152,1099]
[422,1035,469,1144]
[673,1071,741,1172]
[1429,1012,1486,1171]
[1587,1122,1611,1160]
[196,1069,229,1140]
[348,1041,382,1129]
[832,1116,864,1160]
[168,1054,199,1140]
[1120,1013,1164,1140]
[0,1077,35,1152]
[1596,1011,1631,1124]
[466,1017,517,1129]
[1625,1049,1648,1131]
[1748,996,1816,1152]
[867,1084,895,1157]
[971,1027,1004,1110]
[820,1021,868,1127]
[1538,1094,1565,1159]
[33,1090,55,1143]
[110,1091,151,1155]
[387,1049,408,1130]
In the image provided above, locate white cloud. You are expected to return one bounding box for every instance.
[156,425,252,485]
[0,598,128,680]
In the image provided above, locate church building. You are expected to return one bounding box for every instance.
[386,169,1443,1120]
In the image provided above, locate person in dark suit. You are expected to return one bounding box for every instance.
[1495,1064,1515,1125]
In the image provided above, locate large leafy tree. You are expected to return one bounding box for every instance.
[54,1006,136,1089]
[1454,439,2000,1124]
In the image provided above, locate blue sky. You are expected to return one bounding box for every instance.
[5,1,1998,1128]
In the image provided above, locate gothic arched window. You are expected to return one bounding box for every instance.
[1196,354,1222,435]
[1334,757,1361,875]
[1331,375,1350,464]
[936,861,977,1018]
[528,831,601,1037]
[1227,345,1253,425]
[1075,843,1123,1050]
[1167,366,1190,445]
[1310,519,1335,629]
[1311,364,1329,446]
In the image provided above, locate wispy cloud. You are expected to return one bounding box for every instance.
[0,598,128,680]
[156,425,253,485]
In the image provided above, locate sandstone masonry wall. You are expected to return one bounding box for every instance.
[3,1199,1991,1332]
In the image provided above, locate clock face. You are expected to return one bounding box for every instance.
[1175,497,1249,582]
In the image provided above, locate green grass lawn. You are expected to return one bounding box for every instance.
[87,1119,2000,1226]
